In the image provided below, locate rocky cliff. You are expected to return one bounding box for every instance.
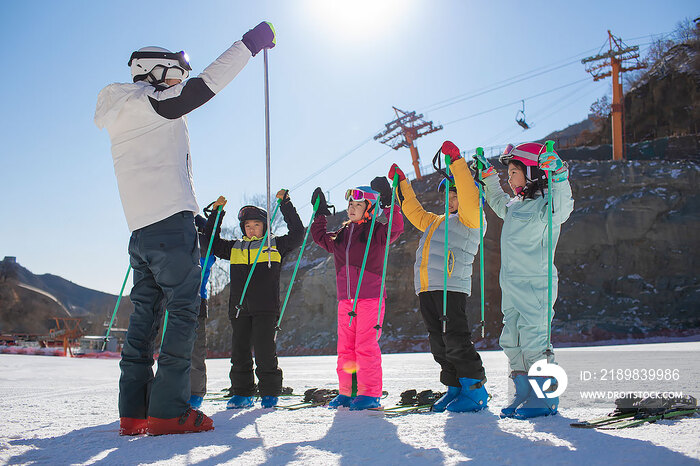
[0,258,133,335]
[205,159,700,355]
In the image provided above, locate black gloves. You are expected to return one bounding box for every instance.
[370,176,393,209]
[311,187,334,218]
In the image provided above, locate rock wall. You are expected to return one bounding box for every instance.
[206,159,700,355]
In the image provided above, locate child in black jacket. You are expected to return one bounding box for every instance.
[203,189,303,408]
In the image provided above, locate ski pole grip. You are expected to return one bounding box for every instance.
[545,140,554,152]
[313,196,320,212]
[475,147,485,171]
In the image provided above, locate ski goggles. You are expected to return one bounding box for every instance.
[345,189,377,202]
[128,50,192,71]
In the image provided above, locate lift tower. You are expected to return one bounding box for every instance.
[375,107,443,179]
[581,31,646,160]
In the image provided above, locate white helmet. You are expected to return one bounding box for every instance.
[128,46,192,84]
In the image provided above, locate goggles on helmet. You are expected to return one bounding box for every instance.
[128,50,192,71]
[345,189,377,202]
[237,205,266,221]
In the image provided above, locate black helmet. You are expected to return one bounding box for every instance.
[238,205,268,236]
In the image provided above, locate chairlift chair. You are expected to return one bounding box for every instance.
[516,100,530,130]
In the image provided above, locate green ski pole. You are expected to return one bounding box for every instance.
[475,147,486,339]
[102,264,131,351]
[201,206,223,285]
[375,173,400,340]
[442,155,452,333]
[160,312,168,348]
[275,197,320,340]
[348,204,380,327]
[161,206,223,348]
[544,140,555,361]
[235,198,282,318]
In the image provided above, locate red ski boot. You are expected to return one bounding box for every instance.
[119,417,148,436]
[147,408,214,436]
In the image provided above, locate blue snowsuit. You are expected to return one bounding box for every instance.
[482,173,573,372]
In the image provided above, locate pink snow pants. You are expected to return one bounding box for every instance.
[336,298,385,397]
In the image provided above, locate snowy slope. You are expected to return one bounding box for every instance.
[1,343,698,465]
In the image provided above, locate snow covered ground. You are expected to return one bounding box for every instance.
[1,342,698,465]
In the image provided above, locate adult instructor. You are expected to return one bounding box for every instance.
[95,22,275,436]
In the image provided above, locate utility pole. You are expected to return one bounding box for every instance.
[374,107,443,179]
[582,31,646,160]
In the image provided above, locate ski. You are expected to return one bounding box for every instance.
[598,408,699,430]
[572,395,698,429]
[276,401,326,410]
[275,388,339,410]
[570,412,636,428]
[369,404,433,416]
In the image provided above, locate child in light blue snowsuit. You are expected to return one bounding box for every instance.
[474,142,573,419]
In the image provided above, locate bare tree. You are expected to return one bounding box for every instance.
[590,95,611,122]
[672,17,696,44]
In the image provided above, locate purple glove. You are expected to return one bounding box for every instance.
[242,21,276,57]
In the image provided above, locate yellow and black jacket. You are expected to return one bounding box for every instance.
[203,199,304,317]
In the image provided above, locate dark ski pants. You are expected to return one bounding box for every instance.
[190,298,208,397]
[228,313,282,397]
[419,290,485,387]
[119,211,201,420]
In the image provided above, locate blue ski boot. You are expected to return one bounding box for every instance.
[446,378,488,413]
[431,386,460,413]
[513,376,558,419]
[327,394,354,409]
[349,395,381,411]
[226,395,254,409]
[188,395,204,410]
[260,396,278,408]
[500,371,531,418]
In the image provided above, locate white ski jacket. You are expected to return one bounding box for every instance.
[95,41,251,232]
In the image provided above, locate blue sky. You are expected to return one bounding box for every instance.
[1,0,696,294]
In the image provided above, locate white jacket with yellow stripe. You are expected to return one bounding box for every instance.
[398,157,483,296]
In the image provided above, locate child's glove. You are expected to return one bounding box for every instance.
[276,189,290,203]
[539,151,568,182]
[311,187,333,217]
[370,176,393,209]
[211,195,227,210]
[242,21,276,56]
[471,152,496,179]
[388,163,406,182]
[441,141,462,163]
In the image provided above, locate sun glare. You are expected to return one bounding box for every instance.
[307,0,406,41]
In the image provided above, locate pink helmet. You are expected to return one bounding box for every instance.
[499,142,556,180]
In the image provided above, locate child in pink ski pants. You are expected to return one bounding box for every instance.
[311,183,403,401]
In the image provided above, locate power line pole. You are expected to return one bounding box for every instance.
[582,31,646,160]
[374,107,443,179]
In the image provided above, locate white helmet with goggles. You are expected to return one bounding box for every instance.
[128,46,192,85]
